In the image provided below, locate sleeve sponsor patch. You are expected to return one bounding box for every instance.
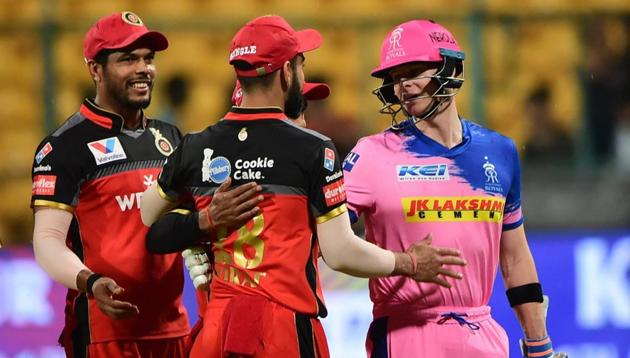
[323,148,335,172]
[322,179,346,207]
[342,151,360,172]
[32,175,57,196]
[35,142,53,164]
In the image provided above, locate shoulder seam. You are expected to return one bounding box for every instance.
[52,112,86,137]
[280,119,331,141]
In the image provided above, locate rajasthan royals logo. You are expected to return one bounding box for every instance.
[388,27,403,50]
[386,27,405,61]
[483,156,503,193]
[483,156,499,184]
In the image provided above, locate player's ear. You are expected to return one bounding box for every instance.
[86,60,102,83]
[280,60,292,91]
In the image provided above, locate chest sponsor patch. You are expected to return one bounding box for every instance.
[324,148,335,172]
[402,196,505,223]
[87,137,127,165]
[35,142,53,164]
[202,148,231,184]
[32,175,57,196]
[397,164,449,181]
[323,179,346,207]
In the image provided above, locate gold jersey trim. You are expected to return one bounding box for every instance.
[169,208,192,215]
[157,184,177,202]
[316,204,348,224]
[32,199,74,213]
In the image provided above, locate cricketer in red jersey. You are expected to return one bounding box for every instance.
[31,12,189,357]
[141,15,466,358]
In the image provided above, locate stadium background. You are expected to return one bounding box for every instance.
[0,0,629,357]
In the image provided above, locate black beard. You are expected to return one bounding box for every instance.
[104,72,151,110]
[284,75,305,120]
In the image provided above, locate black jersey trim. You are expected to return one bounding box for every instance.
[187,184,307,197]
[85,159,165,181]
[305,233,327,318]
[295,312,316,358]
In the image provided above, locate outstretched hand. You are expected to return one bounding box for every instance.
[406,234,467,288]
[199,177,264,231]
[92,277,139,319]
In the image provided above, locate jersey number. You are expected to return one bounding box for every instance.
[215,214,265,269]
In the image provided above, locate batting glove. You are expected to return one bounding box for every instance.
[520,296,568,358]
[182,246,211,291]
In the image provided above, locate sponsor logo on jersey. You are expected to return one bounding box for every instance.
[482,156,503,193]
[35,142,52,164]
[324,148,335,172]
[114,175,155,211]
[87,137,127,165]
[323,179,346,207]
[32,175,56,196]
[234,157,274,180]
[397,164,449,181]
[238,128,248,142]
[33,165,51,173]
[342,152,360,172]
[149,128,173,156]
[401,196,505,223]
[202,148,231,184]
[325,170,343,183]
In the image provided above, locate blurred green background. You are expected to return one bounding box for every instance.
[1,0,629,245]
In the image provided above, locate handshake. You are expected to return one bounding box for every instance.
[182,233,469,291]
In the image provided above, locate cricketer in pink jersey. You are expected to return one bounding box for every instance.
[344,20,567,358]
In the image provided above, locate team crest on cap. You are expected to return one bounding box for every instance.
[386,27,406,61]
[122,12,143,26]
[149,128,173,156]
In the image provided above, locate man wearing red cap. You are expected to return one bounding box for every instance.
[143,78,332,353]
[141,15,465,358]
[29,11,261,357]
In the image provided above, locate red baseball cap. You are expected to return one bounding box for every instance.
[229,15,322,77]
[83,11,168,61]
[231,80,330,106]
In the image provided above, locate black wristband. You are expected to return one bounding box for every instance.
[86,273,103,295]
[506,282,543,307]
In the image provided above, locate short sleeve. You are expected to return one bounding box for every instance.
[308,140,347,224]
[342,138,374,223]
[30,139,80,212]
[502,140,524,231]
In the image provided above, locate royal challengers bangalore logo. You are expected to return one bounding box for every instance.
[149,128,173,156]
[122,12,143,26]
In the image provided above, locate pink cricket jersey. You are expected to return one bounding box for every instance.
[343,119,523,318]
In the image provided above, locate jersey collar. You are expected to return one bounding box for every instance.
[223,106,288,121]
[402,118,472,158]
[79,99,147,132]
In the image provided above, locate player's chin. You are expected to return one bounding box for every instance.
[128,96,152,110]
